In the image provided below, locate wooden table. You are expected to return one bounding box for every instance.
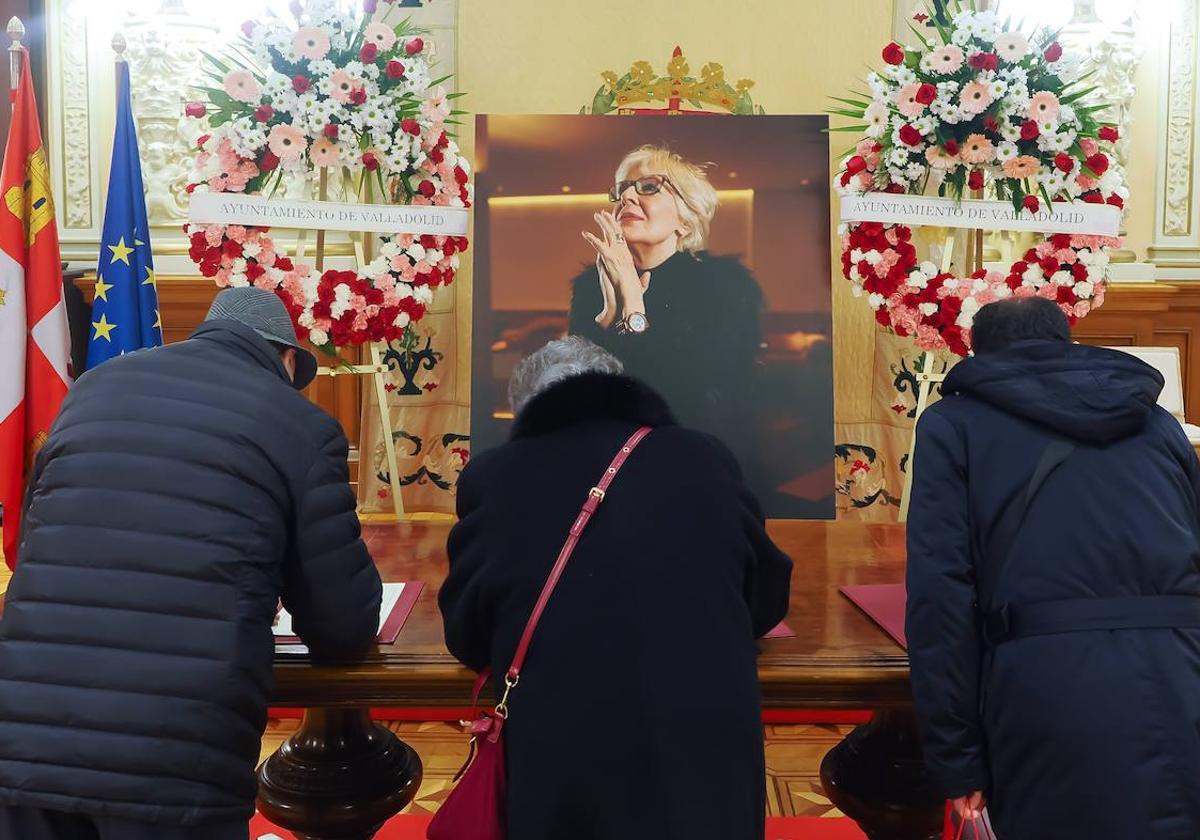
[261,520,943,840]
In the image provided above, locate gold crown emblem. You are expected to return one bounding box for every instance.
[585,46,762,115]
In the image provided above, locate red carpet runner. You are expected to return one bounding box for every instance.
[251,813,868,839]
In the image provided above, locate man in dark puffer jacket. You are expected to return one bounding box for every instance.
[0,287,383,839]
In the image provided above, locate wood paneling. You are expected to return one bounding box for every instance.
[1073,283,1200,424]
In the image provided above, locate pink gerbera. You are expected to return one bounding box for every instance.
[896,84,926,118]
[961,134,995,165]
[223,70,260,104]
[930,45,965,75]
[309,137,340,168]
[293,28,331,61]
[268,123,308,162]
[959,82,993,115]
[328,70,357,104]
[364,22,397,52]
[1028,91,1061,121]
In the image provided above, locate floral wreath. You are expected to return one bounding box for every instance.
[832,3,1127,357]
[184,0,471,353]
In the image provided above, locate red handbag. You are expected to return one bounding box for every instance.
[426,426,653,840]
[943,801,997,840]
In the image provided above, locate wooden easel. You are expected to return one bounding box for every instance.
[896,224,984,522]
[301,169,406,518]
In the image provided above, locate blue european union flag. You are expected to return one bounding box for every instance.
[86,60,161,370]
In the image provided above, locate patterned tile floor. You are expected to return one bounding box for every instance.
[259,717,854,818]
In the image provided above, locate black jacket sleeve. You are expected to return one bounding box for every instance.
[568,267,608,344]
[905,408,991,797]
[439,456,493,672]
[282,425,383,663]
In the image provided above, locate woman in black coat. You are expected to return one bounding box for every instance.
[906,298,1200,840]
[439,337,792,840]
[570,144,763,475]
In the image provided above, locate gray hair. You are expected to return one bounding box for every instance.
[508,336,624,415]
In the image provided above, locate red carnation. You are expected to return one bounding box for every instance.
[1021,120,1039,141]
[1039,256,1058,274]
[915,83,936,105]
[386,59,406,80]
[1051,233,1072,249]
[1044,41,1063,62]
[969,53,999,71]
[1107,194,1125,209]
[454,167,469,185]
[360,42,379,63]
[1099,126,1120,143]
[429,147,444,165]
[1083,192,1105,204]
[884,183,906,194]
[1056,286,1076,304]
[983,116,999,133]
[944,139,960,156]
[1054,153,1074,173]
[1086,153,1109,175]
[401,118,421,137]
[324,122,339,139]
[1072,262,1089,281]
[276,257,294,272]
[185,183,198,194]
[969,169,984,191]
[292,75,311,94]
[223,239,244,258]
[1024,195,1041,215]
[846,155,867,175]
[405,37,425,56]
[899,124,923,146]
[185,101,206,118]
[260,151,280,171]
[418,180,436,198]
[196,133,210,148]
[254,104,274,123]
[349,87,368,105]
[362,152,379,171]
[246,263,267,282]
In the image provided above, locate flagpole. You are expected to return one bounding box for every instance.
[112,32,127,72]
[7,16,23,92]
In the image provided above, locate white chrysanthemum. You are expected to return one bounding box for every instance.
[242,241,263,259]
[867,72,888,97]
[905,162,926,181]
[1023,264,1044,285]
[413,285,434,306]
[894,67,918,86]
[1001,122,1023,142]
[951,28,972,47]
[1038,170,1067,195]
[1075,281,1095,297]
[913,115,936,135]
[988,79,1008,99]
[309,327,329,346]
[994,284,1013,299]
[919,302,939,316]
[999,66,1029,87]
[330,282,354,318]
[1058,103,1077,125]
[907,270,929,289]
[1052,270,1074,286]
[867,292,884,308]
[1099,169,1124,196]
[888,147,910,167]
[229,273,249,288]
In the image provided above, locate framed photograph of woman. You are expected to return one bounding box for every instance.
[471,114,834,518]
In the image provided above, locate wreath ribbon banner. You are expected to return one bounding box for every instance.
[840,194,1120,237]
[188,193,469,236]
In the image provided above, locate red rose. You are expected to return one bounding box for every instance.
[324,122,339,139]
[899,124,922,146]
[349,87,368,105]
[915,83,937,105]
[1044,41,1063,62]
[260,151,280,171]
[1107,194,1125,209]
[362,152,379,171]
[969,169,984,191]
[254,104,274,123]
[969,53,998,71]
[386,59,406,80]
[292,75,311,94]
[1099,126,1120,143]
[1083,192,1105,204]
[196,133,210,148]
[944,139,960,156]
[1023,195,1041,215]
[983,116,999,133]
[360,42,379,63]
[846,155,867,175]
[1072,263,1089,281]
[1054,153,1074,173]
[839,171,852,187]
[1086,153,1109,175]
[1020,120,1039,141]
[429,147,444,164]
[401,118,421,137]
[405,37,425,56]
[185,101,206,118]
[418,180,436,198]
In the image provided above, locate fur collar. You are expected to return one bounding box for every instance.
[510,373,677,439]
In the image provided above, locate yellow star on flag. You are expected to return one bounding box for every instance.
[134,238,145,247]
[93,274,114,302]
[142,267,156,287]
[108,237,134,265]
[0,287,6,307]
[153,309,162,329]
[92,313,117,342]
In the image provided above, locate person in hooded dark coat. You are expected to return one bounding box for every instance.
[0,288,382,840]
[906,297,1200,840]
[440,336,792,840]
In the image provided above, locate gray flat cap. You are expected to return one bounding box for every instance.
[205,287,317,389]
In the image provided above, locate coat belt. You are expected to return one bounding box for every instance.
[983,595,1200,646]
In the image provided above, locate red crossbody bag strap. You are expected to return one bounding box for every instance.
[491,425,652,714]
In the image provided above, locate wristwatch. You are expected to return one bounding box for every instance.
[618,312,649,334]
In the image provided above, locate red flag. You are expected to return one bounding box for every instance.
[0,49,70,569]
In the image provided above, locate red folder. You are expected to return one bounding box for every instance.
[840,583,908,649]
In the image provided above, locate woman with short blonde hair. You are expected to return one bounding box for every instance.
[569,144,764,479]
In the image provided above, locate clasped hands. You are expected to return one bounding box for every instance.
[581,211,649,330]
